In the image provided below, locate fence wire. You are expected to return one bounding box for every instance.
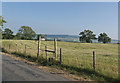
[2,40,118,80]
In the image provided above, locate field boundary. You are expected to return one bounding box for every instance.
[1,47,119,82]
[0,52,89,81]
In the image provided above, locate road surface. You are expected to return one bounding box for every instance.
[2,55,70,81]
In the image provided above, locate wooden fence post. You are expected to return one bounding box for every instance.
[45,46,47,59]
[48,58,51,62]
[54,38,57,60]
[76,57,78,67]
[16,44,18,52]
[60,48,62,65]
[25,44,26,54]
[37,36,41,59]
[93,51,95,72]
[9,44,11,49]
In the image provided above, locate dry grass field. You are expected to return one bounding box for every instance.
[2,40,118,81]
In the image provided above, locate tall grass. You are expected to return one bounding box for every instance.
[2,40,119,82]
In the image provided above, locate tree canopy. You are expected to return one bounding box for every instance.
[98,32,111,44]
[2,28,14,39]
[16,26,36,40]
[0,16,7,39]
[79,30,97,43]
[0,16,7,27]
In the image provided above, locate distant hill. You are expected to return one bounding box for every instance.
[42,34,79,42]
[36,34,118,43]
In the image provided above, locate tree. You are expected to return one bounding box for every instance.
[0,16,7,27]
[98,32,111,44]
[79,29,97,43]
[0,16,6,39]
[16,26,36,40]
[2,28,14,39]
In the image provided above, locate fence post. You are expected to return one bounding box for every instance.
[25,44,27,54]
[54,38,57,60]
[16,44,18,52]
[37,36,41,59]
[76,57,78,67]
[9,44,11,49]
[45,46,47,59]
[60,48,62,65]
[93,51,95,72]
[48,58,51,62]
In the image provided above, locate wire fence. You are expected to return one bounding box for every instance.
[1,40,118,80]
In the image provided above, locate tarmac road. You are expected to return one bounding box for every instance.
[2,55,69,81]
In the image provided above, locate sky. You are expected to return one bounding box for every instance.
[2,2,118,39]
[1,0,120,2]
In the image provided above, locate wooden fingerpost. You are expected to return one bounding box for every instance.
[60,48,62,65]
[54,38,57,60]
[37,35,41,59]
[45,46,47,59]
[93,51,95,72]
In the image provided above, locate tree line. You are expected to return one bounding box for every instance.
[0,16,44,40]
[79,30,111,44]
[2,27,47,40]
[1,16,111,44]
[2,26,37,40]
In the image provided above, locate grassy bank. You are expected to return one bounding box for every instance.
[2,40,119,82]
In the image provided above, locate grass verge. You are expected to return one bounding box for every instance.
[1,47,119,82]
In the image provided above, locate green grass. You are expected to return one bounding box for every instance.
[1,40,119,82]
